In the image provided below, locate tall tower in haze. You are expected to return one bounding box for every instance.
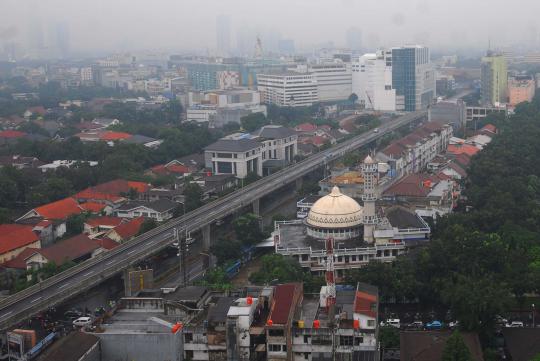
[361,155,378,244]
[216,15,231,56]
[346,27,362,52]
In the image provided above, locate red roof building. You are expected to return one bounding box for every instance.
[447,144,480,157]
[384,174,439,198]
[2,234,100,270]
[0,130,26,139]
[0,224,41,263]
[84,216,124,235]
[93,237,120,250]
[354,291,377,318]
[100,131,132,141]
[80,202,108,213]
[268,283,302,325]
[295,123,318,133]
[481,124,497,134]
[21,198,83,221]
[105,217,144,242]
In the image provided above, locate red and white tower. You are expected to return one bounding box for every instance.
[325,237,336,309]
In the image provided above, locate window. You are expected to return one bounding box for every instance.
[303,335,310,343]
[354,337,363,345]
[340,336,353,346]
[184,333,193,343]
[269,344,284,352]
[245,152,249,157]
[217,162,233,174]
[269,329,284,337]
[367,320,375,327]
[217,153,232,158]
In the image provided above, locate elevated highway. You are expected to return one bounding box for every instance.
[0,111,427,330]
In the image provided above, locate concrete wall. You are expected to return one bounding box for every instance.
[97,332,183,361]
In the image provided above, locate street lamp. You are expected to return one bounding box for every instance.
[533,304,536,328]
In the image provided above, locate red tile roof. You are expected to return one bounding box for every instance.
[481,124,497,134]
[269,284,297,325]
[110,217,144,240]
[2,234,99,269]
[0,224,40,255]
[384,174,439,198]
[447,144,480,157]
[75,190,124,203]
[354,291,377,318]
[93,237,119,250]
[75,122,103,131]
[91,179,150,195]
[38,234,100,264]
[311,136,328,146]
[28,106,47,115]
[0,130,26,138]
[85,216,123,228]
[295,123,317,132]
[80,202,108,213]
[100,131,132,141]
[34,198,82,220]
[453,153,471,168]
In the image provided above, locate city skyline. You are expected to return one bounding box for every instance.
[1,0,540,58]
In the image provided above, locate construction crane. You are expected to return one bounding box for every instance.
[365,91,381,116]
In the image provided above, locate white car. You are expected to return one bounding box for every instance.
[373,128,379,133]
[73,316,92,327]
[505,321,524,328]
[385,319,401,328]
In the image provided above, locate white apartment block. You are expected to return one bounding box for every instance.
[352,50,397,111]
[257,72,318,107]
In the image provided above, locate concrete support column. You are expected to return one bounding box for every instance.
[202,224,211,251]
[252,198,260,216]
[123,268,132,297]
[295,177,303,191]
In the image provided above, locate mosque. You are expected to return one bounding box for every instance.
[273,155,431,275]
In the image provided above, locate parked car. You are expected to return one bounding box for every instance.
[64,308,83,320]
[449,321,460,329]
[505,321,524,328]
[373,128,380,133]
[73,316,92,327]
[385,319,401,328]
[425,320,443,330]
[407,321,424,330]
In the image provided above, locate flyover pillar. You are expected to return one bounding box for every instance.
[202,224,211,251]
[295,178,303,191]
[252,198,260,216]
[123,268,132,297]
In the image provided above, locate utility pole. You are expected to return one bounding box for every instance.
[173,228,188,287]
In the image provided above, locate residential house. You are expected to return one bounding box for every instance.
[104,217,145,243]
[75,179,150,206]
[0,224,41,263]
[2,234,102,273]
[0,155,43,170]
[83,216,124,235]
[80,201,113,215]
[123,134,163,149]
[16,198,83,239]
[148,160,191,179]
[0,130,27,145]
[382,173,455,218]
[114,200,178,222]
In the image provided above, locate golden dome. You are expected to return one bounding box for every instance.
[306,186,363,229]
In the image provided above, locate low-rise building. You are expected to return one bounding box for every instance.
[0,224,41,263]
[204,136,264,178]
[114,200,178,222]
[187,88,267,128]
[104,217,145,243]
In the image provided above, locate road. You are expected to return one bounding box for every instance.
[0,110,427,331]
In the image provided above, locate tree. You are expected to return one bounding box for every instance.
[240,112,268,132]
[379,326,400,349]
[233,213,264,246]
[66,214,86,236]
[348,93,359,104]
[243,172,261,186]
[0,208,10,224]
[442,331,472,361]
[249,254,305,285]
[184,182,204,212]
[210,238,243,265]
[199,267,232,291]
[138,219,158,235]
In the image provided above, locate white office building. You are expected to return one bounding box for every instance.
[257,72,318,107]
[307,63,352,102]
[352,50,397,111]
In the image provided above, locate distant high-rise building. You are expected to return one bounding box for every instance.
[216,15,231,56]
[481,52,508,105]
[392,45,435,111]
[346,27,362,51]
[352,49,397,111]
[55,21,70,59]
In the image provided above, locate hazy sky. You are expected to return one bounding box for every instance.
[1,0,540,55]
